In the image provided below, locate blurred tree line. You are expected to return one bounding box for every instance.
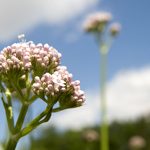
[30,115,150,150]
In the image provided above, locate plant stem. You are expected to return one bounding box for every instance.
[6,136,19,150]
[15,103,29,132]
[52,107,65,112]
[19,105,52,137]
[100,43,109,150]
[1,90,15,134]
[2,98,15,134]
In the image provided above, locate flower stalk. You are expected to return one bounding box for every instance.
[99,43,109,150]
[6,136,19,150]
[83,11,121,150]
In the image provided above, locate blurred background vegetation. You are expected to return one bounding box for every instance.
[28,115,150,150]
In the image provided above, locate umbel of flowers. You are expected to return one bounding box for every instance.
[0,35,85,150]
[83,12,121,150]
[83,12,121,36]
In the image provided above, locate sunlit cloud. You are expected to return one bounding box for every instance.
[0,0,98,42]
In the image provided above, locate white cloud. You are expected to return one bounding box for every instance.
[49,67,150,129]
[107,67,150,121]
[0,0,98,42]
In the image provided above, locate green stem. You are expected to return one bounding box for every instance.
[19,105,52,137]
[15,103,29,132]
[52,107,64,112]
[29,95,38,104]
[1,91,15,134]
[100,44,109,150]
[5,135,19,150]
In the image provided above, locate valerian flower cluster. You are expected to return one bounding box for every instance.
[83,11,121,36]
[32,66,85,108]
[0,41,85,107]
[0,36,85,150]
[83,12,112,33]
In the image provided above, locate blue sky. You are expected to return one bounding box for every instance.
[0,0,150,89]
[1,0,150,147]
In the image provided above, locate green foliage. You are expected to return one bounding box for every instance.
[30,127,99,150]
[30,116,150,150]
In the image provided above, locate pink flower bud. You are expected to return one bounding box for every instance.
[110,22,121,36]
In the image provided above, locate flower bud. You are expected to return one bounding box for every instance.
[110,22,121,36]
[128,136,146,149]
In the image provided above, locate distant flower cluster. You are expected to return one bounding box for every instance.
[129,136,146,149]
[83,12,112,33]
[83,11,121,36]
[0,39,85,108]
[109,23,121,36]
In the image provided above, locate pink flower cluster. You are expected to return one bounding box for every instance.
[0,42,61,76]
[83,12,112,32]
[110,23,121,36]
[0,39,85,108]
[32,66,85,107]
